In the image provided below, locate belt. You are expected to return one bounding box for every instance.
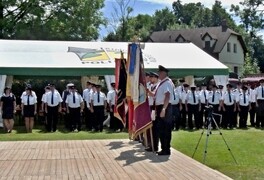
[48,105,58,107]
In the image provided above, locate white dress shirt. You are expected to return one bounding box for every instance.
[45,90,63,106]
[83,88,92,103]
[249,89,256,103]
[222,91,236,105]
[107,89,116,106]
[91,91,106,106]
[170,89,180,105]
[199,89,208,104]
[180,90,188,105]
[256,86,264,100]
[207,91,221,105]
[186,90,200,105]
[148,82,159,106]
[154,78,174,106]
[237,92,251,106]
[21,91,37,99]
[21,94,37,105]
[66,92,83,108]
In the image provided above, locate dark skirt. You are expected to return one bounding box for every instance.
[23,105,35,118]
[2,107,14,119]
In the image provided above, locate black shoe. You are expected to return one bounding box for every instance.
[145,147,158,152]
[157,151,170,156]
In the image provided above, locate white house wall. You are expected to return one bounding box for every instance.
[218,34,244,75]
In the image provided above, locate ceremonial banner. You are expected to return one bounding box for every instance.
[114,57,127,126]
[127,43,152,139]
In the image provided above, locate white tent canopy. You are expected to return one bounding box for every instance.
[0,40,228,77]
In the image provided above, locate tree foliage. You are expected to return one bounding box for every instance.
[230,0,264,36]
[242,53,260,76]
[0,0,105,40]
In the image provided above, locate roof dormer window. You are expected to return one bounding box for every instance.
[175,34,186,43]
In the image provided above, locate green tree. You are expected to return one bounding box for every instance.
[231,0,263,37]
[172,1,203,26]
[211,0,237,30]
[105,0,134,41]
[0,0,105,40]
[242,53,260,76]
[152,7,176,31]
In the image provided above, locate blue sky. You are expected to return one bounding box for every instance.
[100,0,263,39]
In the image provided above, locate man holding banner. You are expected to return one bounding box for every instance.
[155,65,174,156]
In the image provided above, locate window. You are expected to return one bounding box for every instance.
[227,42,231,52]
[205,41,210,48]
[233,43,237,53]
[234,66,238,74]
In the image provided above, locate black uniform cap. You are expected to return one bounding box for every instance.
[149,72,159,78]
[158,65,169,73]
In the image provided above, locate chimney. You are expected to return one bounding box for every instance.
[221,19,228,32]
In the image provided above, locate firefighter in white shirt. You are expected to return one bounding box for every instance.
[44,83,63,132]
[185,85,201,129]
[221,84,236,129]
[40,85,50,126]
[107,82,123,131]
[91,84,107,132]
[180,83,189,129]
[145,72,160,152]
[82,81,93,130]
[233,82,242,128]
[171,85,181,131]
[21,85,37,133]
[176,79,185,95]
[237,86,251,128]
[66,85,84,132]
[199,83,208,128]
[207,85,222,128]
[154,65,174,155]
[248,84,257,127]
[255,79,264,128]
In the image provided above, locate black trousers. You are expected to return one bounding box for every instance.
[47,106,59,132]
[180,104,187,128]
[239,105,249,128]
[156,104,173,153]
[256,100,264,127]
[93,106,105,131]
[199,103,207,128]
[84,102,93,130]
[171,104,180,130]
[69,107,81,131]
[223,104,235,128]
[110,105,123,130]
[208,104,220,128]
[187,104,199,129]
[249,102,256,126]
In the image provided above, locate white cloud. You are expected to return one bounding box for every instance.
[141,0,240,8]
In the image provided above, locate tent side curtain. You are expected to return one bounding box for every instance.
[0,67,228,77]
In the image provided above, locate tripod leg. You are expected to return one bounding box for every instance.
[192,128,205,158]
[211,116,238,165]
[203,118,212,163]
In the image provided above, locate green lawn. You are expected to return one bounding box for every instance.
[0,126,263,179]
[0,126,128,141]
[171,128,264,180]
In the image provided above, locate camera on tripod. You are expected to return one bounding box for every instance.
[205,105,214,116]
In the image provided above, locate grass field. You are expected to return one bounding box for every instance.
[0,125,263,179]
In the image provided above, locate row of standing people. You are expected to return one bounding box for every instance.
[0,82,122,133]
[147,77,264,131]
[43,82,122,132]
[144,71,264,156]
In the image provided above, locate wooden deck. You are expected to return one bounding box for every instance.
[0,140,231,180]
